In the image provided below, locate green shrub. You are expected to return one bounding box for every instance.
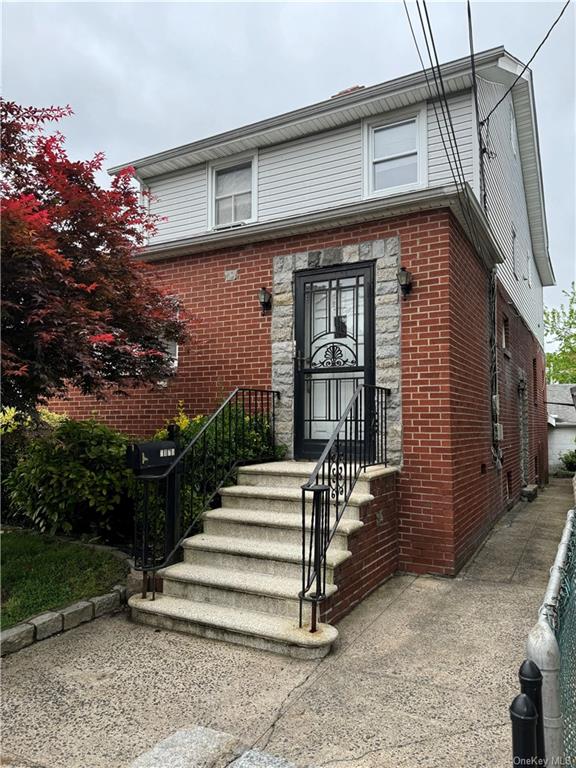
[149,401,286,537]
[6,418,134,538]
[1,407,66,520]
[560,442,576,473]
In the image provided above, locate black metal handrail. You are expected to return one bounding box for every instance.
[300,384,390,631]
[132,388,280,597]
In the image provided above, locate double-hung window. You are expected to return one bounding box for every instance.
[366,111,425,196]
[211,157,255,228]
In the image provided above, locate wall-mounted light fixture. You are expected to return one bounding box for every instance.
[396,267,413,299]
[258,286,272,315]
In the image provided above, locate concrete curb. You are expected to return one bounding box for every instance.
[0,584,128,657]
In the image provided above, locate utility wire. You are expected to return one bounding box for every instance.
[480,0,572,126]
[402,0,476,241]
[467,0,486,211]
[417,0,485,249]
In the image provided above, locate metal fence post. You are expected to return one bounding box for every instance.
[527,618,564,761]
[164,425,181,562]
[510,693,538,765]
[309,484,329,634]
[519,659,545,766]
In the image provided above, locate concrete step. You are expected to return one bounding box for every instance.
[220,485,372,519]
[182,533,350,582]
[203,507,363,550]
[159,562,336,618]
[238,460,377,494]
[129,594,337,659]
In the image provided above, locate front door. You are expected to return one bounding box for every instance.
[294,263,375,460]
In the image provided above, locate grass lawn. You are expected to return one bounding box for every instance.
[1,530,128,630]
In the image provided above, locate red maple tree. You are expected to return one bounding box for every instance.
[1,101,188,413]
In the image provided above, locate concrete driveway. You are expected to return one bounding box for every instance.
[1,478,572,768]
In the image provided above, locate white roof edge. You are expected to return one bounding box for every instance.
[477,51,554,287]
[108,46,507,176]
[523,66,555,286]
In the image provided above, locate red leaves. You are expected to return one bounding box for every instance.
[1,99,188,413]
[88,333,116,344]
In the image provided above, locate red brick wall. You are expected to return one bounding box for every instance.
[49,248,274,436]
[320,470,398,625]
[396,212,548,575]
[50,210,548,577]
[48,211,450,437]
[396,210,457,573]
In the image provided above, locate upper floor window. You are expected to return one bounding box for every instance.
[210,156,256,228]
[512,227,517,279]
[365,109,426,197]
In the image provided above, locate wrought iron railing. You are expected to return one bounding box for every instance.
[132,388,280,597]
[300,384,390,631]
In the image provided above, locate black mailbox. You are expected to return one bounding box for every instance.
[126,441,178,474]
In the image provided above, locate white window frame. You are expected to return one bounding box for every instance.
[512,227,518,280]
[510,104,518,158]
[363,106,428,199]
[208,152,258,230]
[164,338,179,371]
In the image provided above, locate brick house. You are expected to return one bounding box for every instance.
[52,47,553,655]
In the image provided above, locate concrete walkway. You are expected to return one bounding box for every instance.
[2,478,573,768]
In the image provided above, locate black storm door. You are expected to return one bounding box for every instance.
[294,263,375,460]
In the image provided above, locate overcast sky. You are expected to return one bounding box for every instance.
[3,0,575,320]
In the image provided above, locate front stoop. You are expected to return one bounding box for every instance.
[129,461,385,657]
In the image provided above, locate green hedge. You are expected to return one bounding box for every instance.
[6,418,134,539]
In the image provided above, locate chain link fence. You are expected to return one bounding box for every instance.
[555,516,576,760]
[528,508,575,763]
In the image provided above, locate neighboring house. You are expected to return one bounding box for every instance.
[547,384,576,472]
[52,47,554,649]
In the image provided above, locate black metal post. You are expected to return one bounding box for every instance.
[309,484,329,634]
[164,424,181,561]
[510,693,538,766]
[519,660,545,766]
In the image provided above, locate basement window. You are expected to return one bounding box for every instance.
[210,155,256,229]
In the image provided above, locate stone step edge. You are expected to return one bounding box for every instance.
[129,594,338,649]
[0,585,128,657]
[221,485,374,506]
[182,534,352,569]
[203,507,364,536]
[239,461,396,480]
[159,562,338,600]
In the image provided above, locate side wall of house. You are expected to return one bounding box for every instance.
[477,76,545,345]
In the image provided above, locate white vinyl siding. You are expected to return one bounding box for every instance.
[148,166,207,243]
[257,125,362,221]
[477,76,544,344]
[144,94,476,241]
[427,92,475,187]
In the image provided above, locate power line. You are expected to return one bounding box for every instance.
[417,0,485,247]
[467,0,486,211]
[402,1,475,239]
[480,0,572,126]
